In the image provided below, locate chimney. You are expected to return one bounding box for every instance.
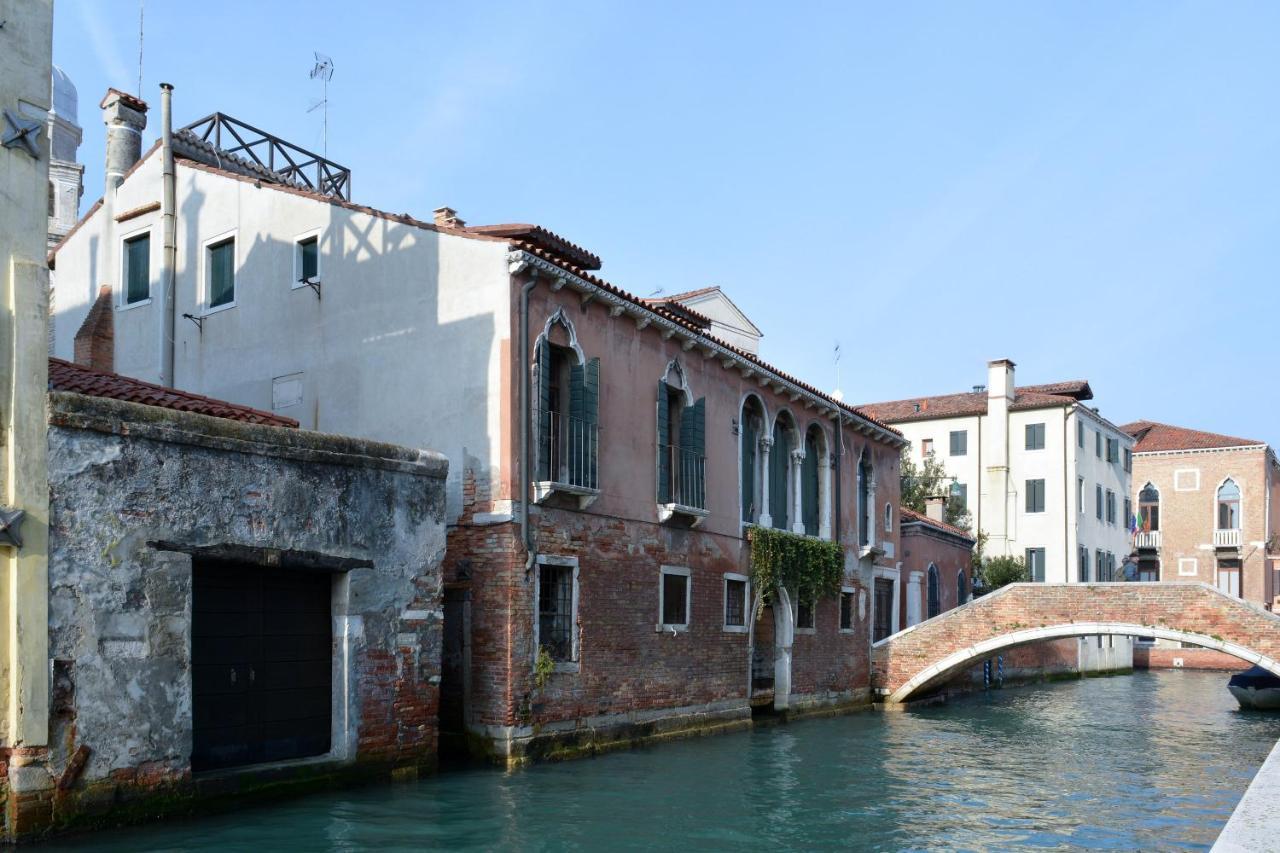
[925,495,947,523]
[101,88,148,195]
[987,359,1015,403]
[74,286,114,373]
[433,206,465,228]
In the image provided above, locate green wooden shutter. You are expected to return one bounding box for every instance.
[770,423,788,529]
[125,234,150,304]
[741,417,756,522]
[534,339,551,482]
[802,433,819,535]
[680,398,706,508]
[568,361,585,485]
[585,358,600,488]
[656,382,670,503]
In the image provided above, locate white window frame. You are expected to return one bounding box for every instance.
[1178,557,1199,577]
[292,228,323,290]
[839,586,857,634]
[722,572,750,633]
[200,229,238,315]
[534,554,580,671]
[657,565,692,632]
[1174,469,1200,492]
[118,224,153,310]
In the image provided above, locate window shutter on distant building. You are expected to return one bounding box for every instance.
[534,338,552,482]
[657,381,670,503]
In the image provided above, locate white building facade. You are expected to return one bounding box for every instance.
[861,359,1135,584]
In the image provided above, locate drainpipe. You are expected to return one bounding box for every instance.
[834,414,843,545]
[1063,406,1071,581]
[519,267,540,567]
[159,83,177,387]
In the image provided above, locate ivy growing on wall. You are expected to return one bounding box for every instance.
[748,526,844,603]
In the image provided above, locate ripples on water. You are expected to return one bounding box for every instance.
[46,671,1280,852]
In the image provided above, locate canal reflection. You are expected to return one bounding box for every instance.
[46,670,1280,852]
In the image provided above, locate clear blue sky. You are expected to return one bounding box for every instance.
[55,1,1280,441]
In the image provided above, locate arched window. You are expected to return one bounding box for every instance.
[740,396,765,523]
[884,502,893,533]
[770,414,796,531]
[801,425,825,537]
[1217,479,1241,530]
[657,360,705,510]
[858,452,873,546]
[533,309,598,492]
[1138,482,1160,532]
[927,564,940,619]
[957,570,967,605]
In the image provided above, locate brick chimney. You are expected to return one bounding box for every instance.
[433,207,465,228]
[73,286,114,373]
[925,495,947,523]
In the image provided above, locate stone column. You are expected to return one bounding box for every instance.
[790,448,806,535]
[906,571,924,627]
[758,436,773,528]
[819,454,833,540]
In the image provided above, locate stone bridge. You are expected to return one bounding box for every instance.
[871,582,1280,704]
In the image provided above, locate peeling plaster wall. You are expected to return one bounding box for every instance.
[36,392,446,820]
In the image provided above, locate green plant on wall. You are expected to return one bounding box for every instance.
[748,526,844,604]
[534,645,555,690]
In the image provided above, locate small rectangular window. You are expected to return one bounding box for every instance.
[1123,448,1132,472]
[1124,498,1132,529]
[1096,484,1103,520]
[956,483,968,509]
[796,594,815,631]
[660,567,691,629]
[538,563,575,662]
[723,575,748,630]
[123,232,150,304]
[921,438,934,457]
[1106,437,1119,463]
[1025,423,1046,450]
[1077,421,1085,448]
[1106,490,1116,525]
[1077,477,1084,513]
[1078,546,1090,582]
[208,238,235,308]
[1025,479,1045,513]
[1025,548,1046,582]
[839,590,854,631]
[1096,549,1106,581]
[949,430,967,457]
[1095,431,1102,458]
[296,234,319,284]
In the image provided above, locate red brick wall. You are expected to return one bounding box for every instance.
[900,524,972,625]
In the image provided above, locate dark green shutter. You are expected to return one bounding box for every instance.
[585,358,599,488]
[534,339,551,482]
[656,382,670,503]
[802,432,819,535]
[770,423,788,530]
[680,398,706,508]
[741,417,756,522]
[209,240,234,307]
[125,234,150,304]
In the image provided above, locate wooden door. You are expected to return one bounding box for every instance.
[192,561,332,772]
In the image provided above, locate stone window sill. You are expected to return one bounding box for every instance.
[658,502,709,528]
[533,481,599,510]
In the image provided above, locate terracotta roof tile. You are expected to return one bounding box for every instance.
[49,358,299,428]
[899,506,976,542]
[1121,420,1264,453]
[857,387,1080,424]
[462,223,601,271]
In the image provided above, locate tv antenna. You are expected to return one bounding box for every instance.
[308,52,334,159]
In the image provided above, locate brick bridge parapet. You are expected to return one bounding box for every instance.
[871,583,1280,703]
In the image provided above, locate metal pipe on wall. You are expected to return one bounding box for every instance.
[519,268,540,565]
[159,82,177,387]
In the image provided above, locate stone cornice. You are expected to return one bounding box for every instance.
[508,250,906,449]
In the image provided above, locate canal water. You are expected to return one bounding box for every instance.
[48,670,1280,852]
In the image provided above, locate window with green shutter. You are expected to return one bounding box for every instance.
[124,232,150,304]
[208,238,235,308]
[741,400,762,522]
[770,421,790,530]
[678,396,706,509]
[802,429,820,536]
[297,235,319,284]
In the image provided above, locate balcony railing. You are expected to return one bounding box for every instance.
[659,444,707,511]
[536,412,599,507]
[1135,530,1161,549]
[1214,528,1242,548]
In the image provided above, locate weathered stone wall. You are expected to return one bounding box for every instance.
[1135,645,1248,672]
[5,392,447,839]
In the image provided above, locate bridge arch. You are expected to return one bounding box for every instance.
[870,582,1280,704]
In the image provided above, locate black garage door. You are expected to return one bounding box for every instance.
[192,560,333,772]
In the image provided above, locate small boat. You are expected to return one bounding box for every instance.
[1228,666,1280,710]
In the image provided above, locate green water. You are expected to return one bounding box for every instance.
[47,671,1280,851]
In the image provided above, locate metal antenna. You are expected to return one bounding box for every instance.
[309,52,334,159]
[137,1,145,97]
[833,341,843,401]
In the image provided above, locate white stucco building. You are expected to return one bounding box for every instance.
[860,359,1135,584]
